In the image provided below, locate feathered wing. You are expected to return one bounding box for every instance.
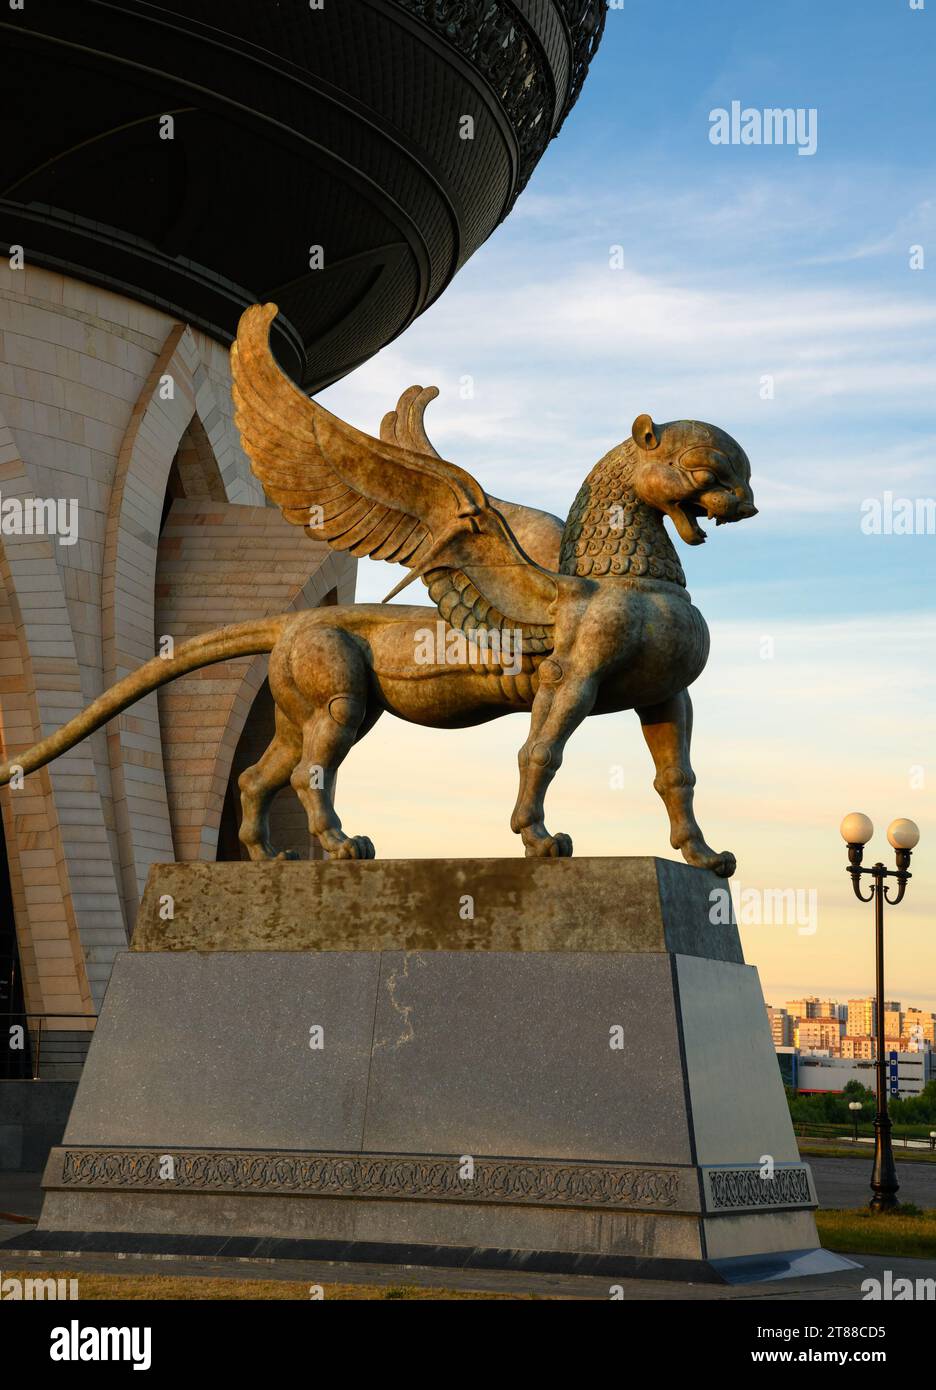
[231,303,556,652]
[381,387,565,573]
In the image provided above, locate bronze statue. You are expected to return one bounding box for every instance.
[0,304,757,874]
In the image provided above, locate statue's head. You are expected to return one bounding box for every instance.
[629,415,757,546]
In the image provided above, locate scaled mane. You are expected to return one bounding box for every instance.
[558,440,686,585]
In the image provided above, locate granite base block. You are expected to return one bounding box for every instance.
[25,858,855,1283]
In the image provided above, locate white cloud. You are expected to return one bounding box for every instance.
[319,252,936,538]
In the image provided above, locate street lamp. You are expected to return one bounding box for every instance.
[848,1100,862,1143]
[930,1131,936,1154]
[840,812,920,1214]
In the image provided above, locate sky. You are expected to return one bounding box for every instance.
[317,0,936,1012]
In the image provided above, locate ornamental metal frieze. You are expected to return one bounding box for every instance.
[704,1166,814,1214]
[56,1148,684,1212]
[557,0,607,126]
[393,0,606,193]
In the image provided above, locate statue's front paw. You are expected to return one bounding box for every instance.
[681,838,735,878]
[524,831,573,859]
[708,850,736,878]
[330,834,376,860]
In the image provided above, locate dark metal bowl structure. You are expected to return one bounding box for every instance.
[0,0,606,389]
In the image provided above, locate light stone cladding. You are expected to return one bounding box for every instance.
[0,264,355,1019]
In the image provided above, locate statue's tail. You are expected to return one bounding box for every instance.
[0,615,292,786]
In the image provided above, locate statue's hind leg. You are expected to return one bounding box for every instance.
[289,699,378,859]
[277,626,378,859]
[237,709,303,861]
[636,689,735,878]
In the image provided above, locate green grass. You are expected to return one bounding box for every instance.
[817,1208,936,1260]
[1,1269,530,1300]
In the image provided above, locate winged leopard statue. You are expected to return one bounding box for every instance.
[0,303,757,875]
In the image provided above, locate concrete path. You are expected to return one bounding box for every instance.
[0,1170,42,1223]
[0,1240,934,1300]
[809,1156,936,1209]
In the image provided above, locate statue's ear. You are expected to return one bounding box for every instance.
[631,414,659,451]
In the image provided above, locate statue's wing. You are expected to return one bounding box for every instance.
[231,304,556,652]
[380,390,565,572]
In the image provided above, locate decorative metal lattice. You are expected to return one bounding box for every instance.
[707,1166,813,1212]
[394,0,607,196]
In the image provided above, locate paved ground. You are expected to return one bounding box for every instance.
[0,1171,42,1224]
[0,1240,933,1300]
[810,1156,936,1209]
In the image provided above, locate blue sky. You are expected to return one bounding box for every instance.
[319,1,936,1010]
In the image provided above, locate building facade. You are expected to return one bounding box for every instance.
[766,1005,794,1048]
[905,1008,936,1048]
[847,997,876,1037]
[0,2,607,1041]
[786,997,822,1020]
[795,1017,845,1053]
[796,1052,934,1101]
[0,262,357,1024]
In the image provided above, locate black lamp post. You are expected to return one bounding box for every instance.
[840,812,920,1214]
[848,1100,862,1143]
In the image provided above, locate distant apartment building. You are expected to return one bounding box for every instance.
[787,998,846,1022]
[766,1006,794,1047]
[904,1008,936,1048]
[786,997,822,1020]
[846,998,900,1037]
[795,1017,845,1053]
[885,1008,903,1041]
[847,998,876,1037]
[768,994,934,1076]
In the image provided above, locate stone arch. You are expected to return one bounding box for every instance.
[162,414,227,523]
[0,413,125,1014]
[155,506,354,863]
[215,582,344,862]
[100,321,247,924]
[216,677,319,862]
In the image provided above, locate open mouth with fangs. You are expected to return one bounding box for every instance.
[670,500,710,545]
[670,493,749,545]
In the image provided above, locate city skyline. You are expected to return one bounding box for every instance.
[767,994,936,1017]
[766,994,936,1066]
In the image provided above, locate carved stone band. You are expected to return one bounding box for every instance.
[701,1164,817,1214]
[49,1148,693,1213]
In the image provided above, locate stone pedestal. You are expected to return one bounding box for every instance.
[18,858,854,1282]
